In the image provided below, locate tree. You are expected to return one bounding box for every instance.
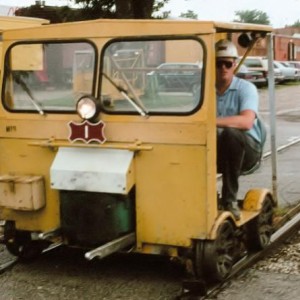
[233,9,270,25]
[15,4,75,23]
[179,10,198,20]
[73,0,169,19]
[15,0,170,22]
[291,20,300,27]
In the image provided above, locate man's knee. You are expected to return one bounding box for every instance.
[221,127,241,138]
[219,127,244,146]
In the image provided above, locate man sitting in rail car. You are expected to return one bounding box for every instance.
[215,39,263,220]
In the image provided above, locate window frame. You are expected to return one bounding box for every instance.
[2,39,98,114]
[99,35,206,116]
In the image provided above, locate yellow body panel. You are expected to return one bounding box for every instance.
[0,138,59,231]
[0,19,273,251]
[135,144,214,247]
[243,188,273,211]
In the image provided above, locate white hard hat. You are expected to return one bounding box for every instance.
[215,39,238,58]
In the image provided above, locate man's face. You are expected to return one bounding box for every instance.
[216,57,236,82]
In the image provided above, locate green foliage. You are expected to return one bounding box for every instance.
[16,0,170,22]
[233,9,270,25]
[179,10,198,20]
[73,0,169,19]
[15,4,70,23]
[291,19,300,27]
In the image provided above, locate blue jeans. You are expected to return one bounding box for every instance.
[217,128,261,206]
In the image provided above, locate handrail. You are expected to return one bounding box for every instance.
[28,139,153,151]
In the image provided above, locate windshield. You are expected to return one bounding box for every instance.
[100,38,204,115]
[3,41,96,113]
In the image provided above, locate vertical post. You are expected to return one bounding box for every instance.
[267,33,278,203]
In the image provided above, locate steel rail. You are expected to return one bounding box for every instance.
[217,136,300,181]
[0,256,18,275]
[263,136,300,159]
[179,139,300,299]
[203,209,300,300]
[177,208,300,299]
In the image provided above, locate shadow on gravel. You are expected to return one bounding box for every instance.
[4,246,184,299]
[38,245,185,278]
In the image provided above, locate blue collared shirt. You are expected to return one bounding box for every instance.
[217,76,261,143]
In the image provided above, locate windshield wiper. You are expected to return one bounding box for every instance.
[14,73,45,115]
[102,72,148,117]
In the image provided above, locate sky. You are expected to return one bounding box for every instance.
[0,0,300,28]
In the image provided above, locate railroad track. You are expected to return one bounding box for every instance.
[0,233,18,274]
[177,206,300,300]
[0,255,18,275]
[178,138,300,299]
[204,207,300,299]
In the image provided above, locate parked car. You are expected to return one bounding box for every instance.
[284,61,300,81]
[274,61,298,82]
[287,60,300,69]
[241,56,284,84]
[147,62,202,93]
[235,64,266,87]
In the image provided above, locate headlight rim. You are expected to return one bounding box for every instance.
[76,95,99,121]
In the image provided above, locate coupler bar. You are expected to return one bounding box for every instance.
[38,229,60,240]
[85,232,135,260]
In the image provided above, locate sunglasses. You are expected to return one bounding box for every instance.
[216,60,234,69]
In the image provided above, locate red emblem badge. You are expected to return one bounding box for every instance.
[68,120,106,144]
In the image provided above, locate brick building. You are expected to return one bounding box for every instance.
[273,27,300,61]
[232,26,300,61]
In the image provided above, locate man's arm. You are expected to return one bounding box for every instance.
[216,109,256,130]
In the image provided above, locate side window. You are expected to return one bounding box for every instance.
[100,38,204,115]
[3,42,96,113]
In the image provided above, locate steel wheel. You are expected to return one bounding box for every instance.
[6,240,46,262]
[5,231,45,262]
[194,220,236,282]
[245,194,274,252]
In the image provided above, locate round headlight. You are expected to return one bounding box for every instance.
[76,96,97,120]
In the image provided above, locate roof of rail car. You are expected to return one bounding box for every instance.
[0,16,49,33]
[2,19,273,40]
[213,21,272,33]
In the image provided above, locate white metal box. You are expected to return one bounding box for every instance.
[50,147,135,194]
[0,175,45,211]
